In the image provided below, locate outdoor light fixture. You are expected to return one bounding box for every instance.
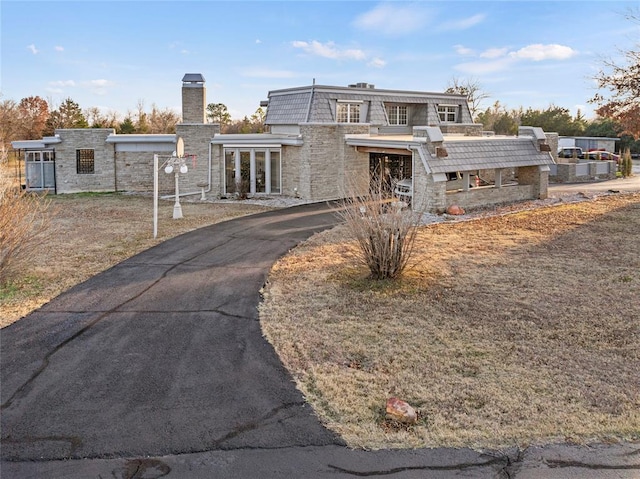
[164,137,188,219]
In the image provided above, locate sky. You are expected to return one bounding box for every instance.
[1,0,639,122]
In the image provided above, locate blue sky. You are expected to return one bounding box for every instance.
[2,1,638,121]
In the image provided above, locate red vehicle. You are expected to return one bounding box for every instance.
[586,150,620,163]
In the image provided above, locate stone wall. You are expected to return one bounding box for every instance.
[298,123,370,201]
[446,184,536,210]
[551,161,617,183]
[177,123,219,193]
[115,150,176,194]
[54,129,115,193]
[440,123,483,136]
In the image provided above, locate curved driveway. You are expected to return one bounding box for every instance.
[2,198,639,478]
[2,203,344,459]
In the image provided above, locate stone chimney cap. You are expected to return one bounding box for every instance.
[182,73,205,83]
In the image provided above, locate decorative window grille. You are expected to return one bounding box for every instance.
[438,105,458,122]
[387,105,408,125]
[76,149,95,174]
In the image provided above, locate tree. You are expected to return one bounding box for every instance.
[18,96,49,139]
[0,98,20,152]
[118,117,136,134]
[85,107,119,129]
[44,98,88,135]
[590,9,640,138]
[476,101,519,135]
[148,104,180,133]
[520,105,585,136]
[445,77,490,120]
[206,103,231,126]
[133,100,150,134]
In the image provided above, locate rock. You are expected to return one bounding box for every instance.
[385,397,417,424]
[446,204,465,215]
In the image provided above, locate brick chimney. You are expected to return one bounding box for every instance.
[181,73,206,124]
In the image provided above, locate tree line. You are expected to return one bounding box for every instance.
[0,95,268,146]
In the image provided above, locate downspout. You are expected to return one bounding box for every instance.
[112,143,118,192]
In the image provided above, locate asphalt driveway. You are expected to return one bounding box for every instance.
[1,202,345,460]
[2,198,638,478]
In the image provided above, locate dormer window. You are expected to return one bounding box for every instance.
[438,105,458,123]
[337,101,361,123]
[386,105,408,125]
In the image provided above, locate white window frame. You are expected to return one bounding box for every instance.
[386,105,408,125]
[438,104,458,123]
[337,101,362,123]
[223,146,282,195]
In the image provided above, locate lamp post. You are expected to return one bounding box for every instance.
[164,157,188,219]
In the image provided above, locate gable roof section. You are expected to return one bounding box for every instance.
[427,138,555,174]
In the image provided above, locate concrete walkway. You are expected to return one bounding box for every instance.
[2,198,639,478]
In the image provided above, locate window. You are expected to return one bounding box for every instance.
[224,147,281,196]
[337,102,361,123]
[386,105,408,125]
[76,149,95,174]
[438,105,458,123]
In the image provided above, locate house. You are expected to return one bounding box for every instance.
[11,74,556,213]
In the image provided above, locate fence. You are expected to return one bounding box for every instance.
[550,160,617,183]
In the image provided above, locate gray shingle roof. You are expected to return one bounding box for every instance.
[264,91,312,124]
[427,138,555,173]
[264,85,472,125]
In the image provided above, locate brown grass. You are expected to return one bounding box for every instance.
[260,193,640,450]
[0,188,273,327]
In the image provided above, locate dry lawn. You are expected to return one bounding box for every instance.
[0,192,272,327]
[260,193,640,450]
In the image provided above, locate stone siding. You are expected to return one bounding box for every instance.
[54,129,116,193]
[446,184,536,210]
[440,123,483,136]
[176,123,219,193]
[182,84,206,124]
[299,123,370,201]
[551,161,617,183]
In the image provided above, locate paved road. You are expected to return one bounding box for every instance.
[2,199,639,478]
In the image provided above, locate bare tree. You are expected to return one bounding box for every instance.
[589,9,640,138]
[445,77,490,121]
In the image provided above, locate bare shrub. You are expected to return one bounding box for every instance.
[335,172,420,280]
[0,169,54,284]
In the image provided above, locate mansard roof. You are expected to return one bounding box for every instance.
[264,84,470,125]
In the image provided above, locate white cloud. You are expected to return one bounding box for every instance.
[49,80,76,87]
[55,46,64,52]
[255,39,262,44]
[480,47,508,59]
[454,44,475,56]
[292,40,366,61]
[27,44,39,54]
[353,3,431,35]
[368,57,387,68]
[88,79,113,88]
[509,44,577,61]
[439,13,486,31]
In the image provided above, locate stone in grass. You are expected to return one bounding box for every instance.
[385,397,417,424]
[446,204,465,216]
